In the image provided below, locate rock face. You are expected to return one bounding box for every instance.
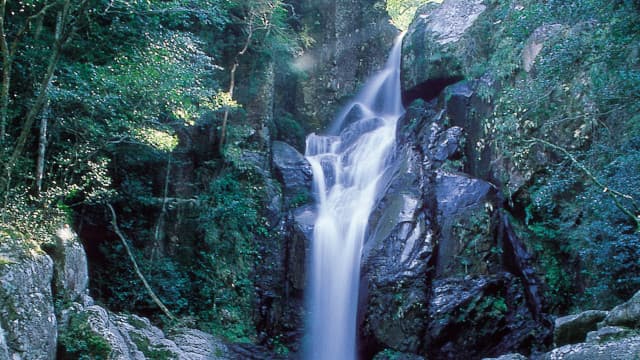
[435,170,493,276]
[602,290,640,328]
[0,238,57,360]
[401,0,486,105]
[541,335,640,360]
[426,273,547,359]
[272,141,313,206]
[359,96,550,358]
[522,24,566,72]
[292,0,399,129]
[50,227,92,305]
[61,305,230,360]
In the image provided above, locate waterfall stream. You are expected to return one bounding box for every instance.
[305,35,405,360]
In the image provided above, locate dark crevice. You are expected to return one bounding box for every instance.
[402,76,465,107]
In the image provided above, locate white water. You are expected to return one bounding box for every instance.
[305,35,405,360]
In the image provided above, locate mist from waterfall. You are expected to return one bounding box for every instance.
[304,34,405,360]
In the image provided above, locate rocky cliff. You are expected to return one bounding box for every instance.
[357,0,640,358]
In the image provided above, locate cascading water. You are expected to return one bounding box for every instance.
[305,34,405,360]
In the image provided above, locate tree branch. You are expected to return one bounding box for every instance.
[107,204,177,322]
[527,137,640,232]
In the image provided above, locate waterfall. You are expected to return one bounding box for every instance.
[305,34,405,360]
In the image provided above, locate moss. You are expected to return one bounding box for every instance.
[130,332,176,360]
[0,256,13,266]
[127,315,149,330]
[58,312,111,360]
[290,189,312,207]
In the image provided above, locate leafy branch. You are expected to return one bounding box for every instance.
[526,137,640,232]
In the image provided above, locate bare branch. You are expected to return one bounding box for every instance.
[107,203,178,322]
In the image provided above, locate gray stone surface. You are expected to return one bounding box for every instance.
[483,354,528,360]
[554,310,609,346]
[586,326,633,344]
[602,289,640,328]
[0,251,57,360]
[272,140,312,205]
[402,0,487,100]
[541,335,640,359]
[70,305,231,359]
[52,226,92,305]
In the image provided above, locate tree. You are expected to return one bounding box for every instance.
[218,0,301,151]
[1,0,89,195]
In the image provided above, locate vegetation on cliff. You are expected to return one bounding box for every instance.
[0,0,304,347]
[483,0,640,312]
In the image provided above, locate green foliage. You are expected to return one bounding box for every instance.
[273,112,306,151]
[386,0,440,31]
[193,166,266,342]
[463,0,640,311]
[0,0,230,241]
[522,142,640,310]
[130,332,176,360]
[58,312,111,360]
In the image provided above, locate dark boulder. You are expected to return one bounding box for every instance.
[272,141,313,206]
[426,273,549,359]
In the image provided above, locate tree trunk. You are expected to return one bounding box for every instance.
[5,2,71,179]
[0,0,10,140]
[152,157,172,260]
[219,19,254,152]
[36,106,48,195]
[107,204,177,322]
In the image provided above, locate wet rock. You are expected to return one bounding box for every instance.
[435,170,494,277]
[402,0,486,104]
[601,289,640,328]
[287,205,315,291]
[339,116,385,151]
[554,310,608,346]
[442,80,494,179]
[427,273,548,359]
[359,102,436,355]
[540,335,640,359]
[272,141,313,206]
[0,243,56,360]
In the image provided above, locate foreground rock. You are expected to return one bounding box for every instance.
[427,274,547,359]
[602,290,640,328]
[554,310,608,346]
[0,236,56,360]
[538,289,640,359]
[541,335,640,360]
[61,305,230,359]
